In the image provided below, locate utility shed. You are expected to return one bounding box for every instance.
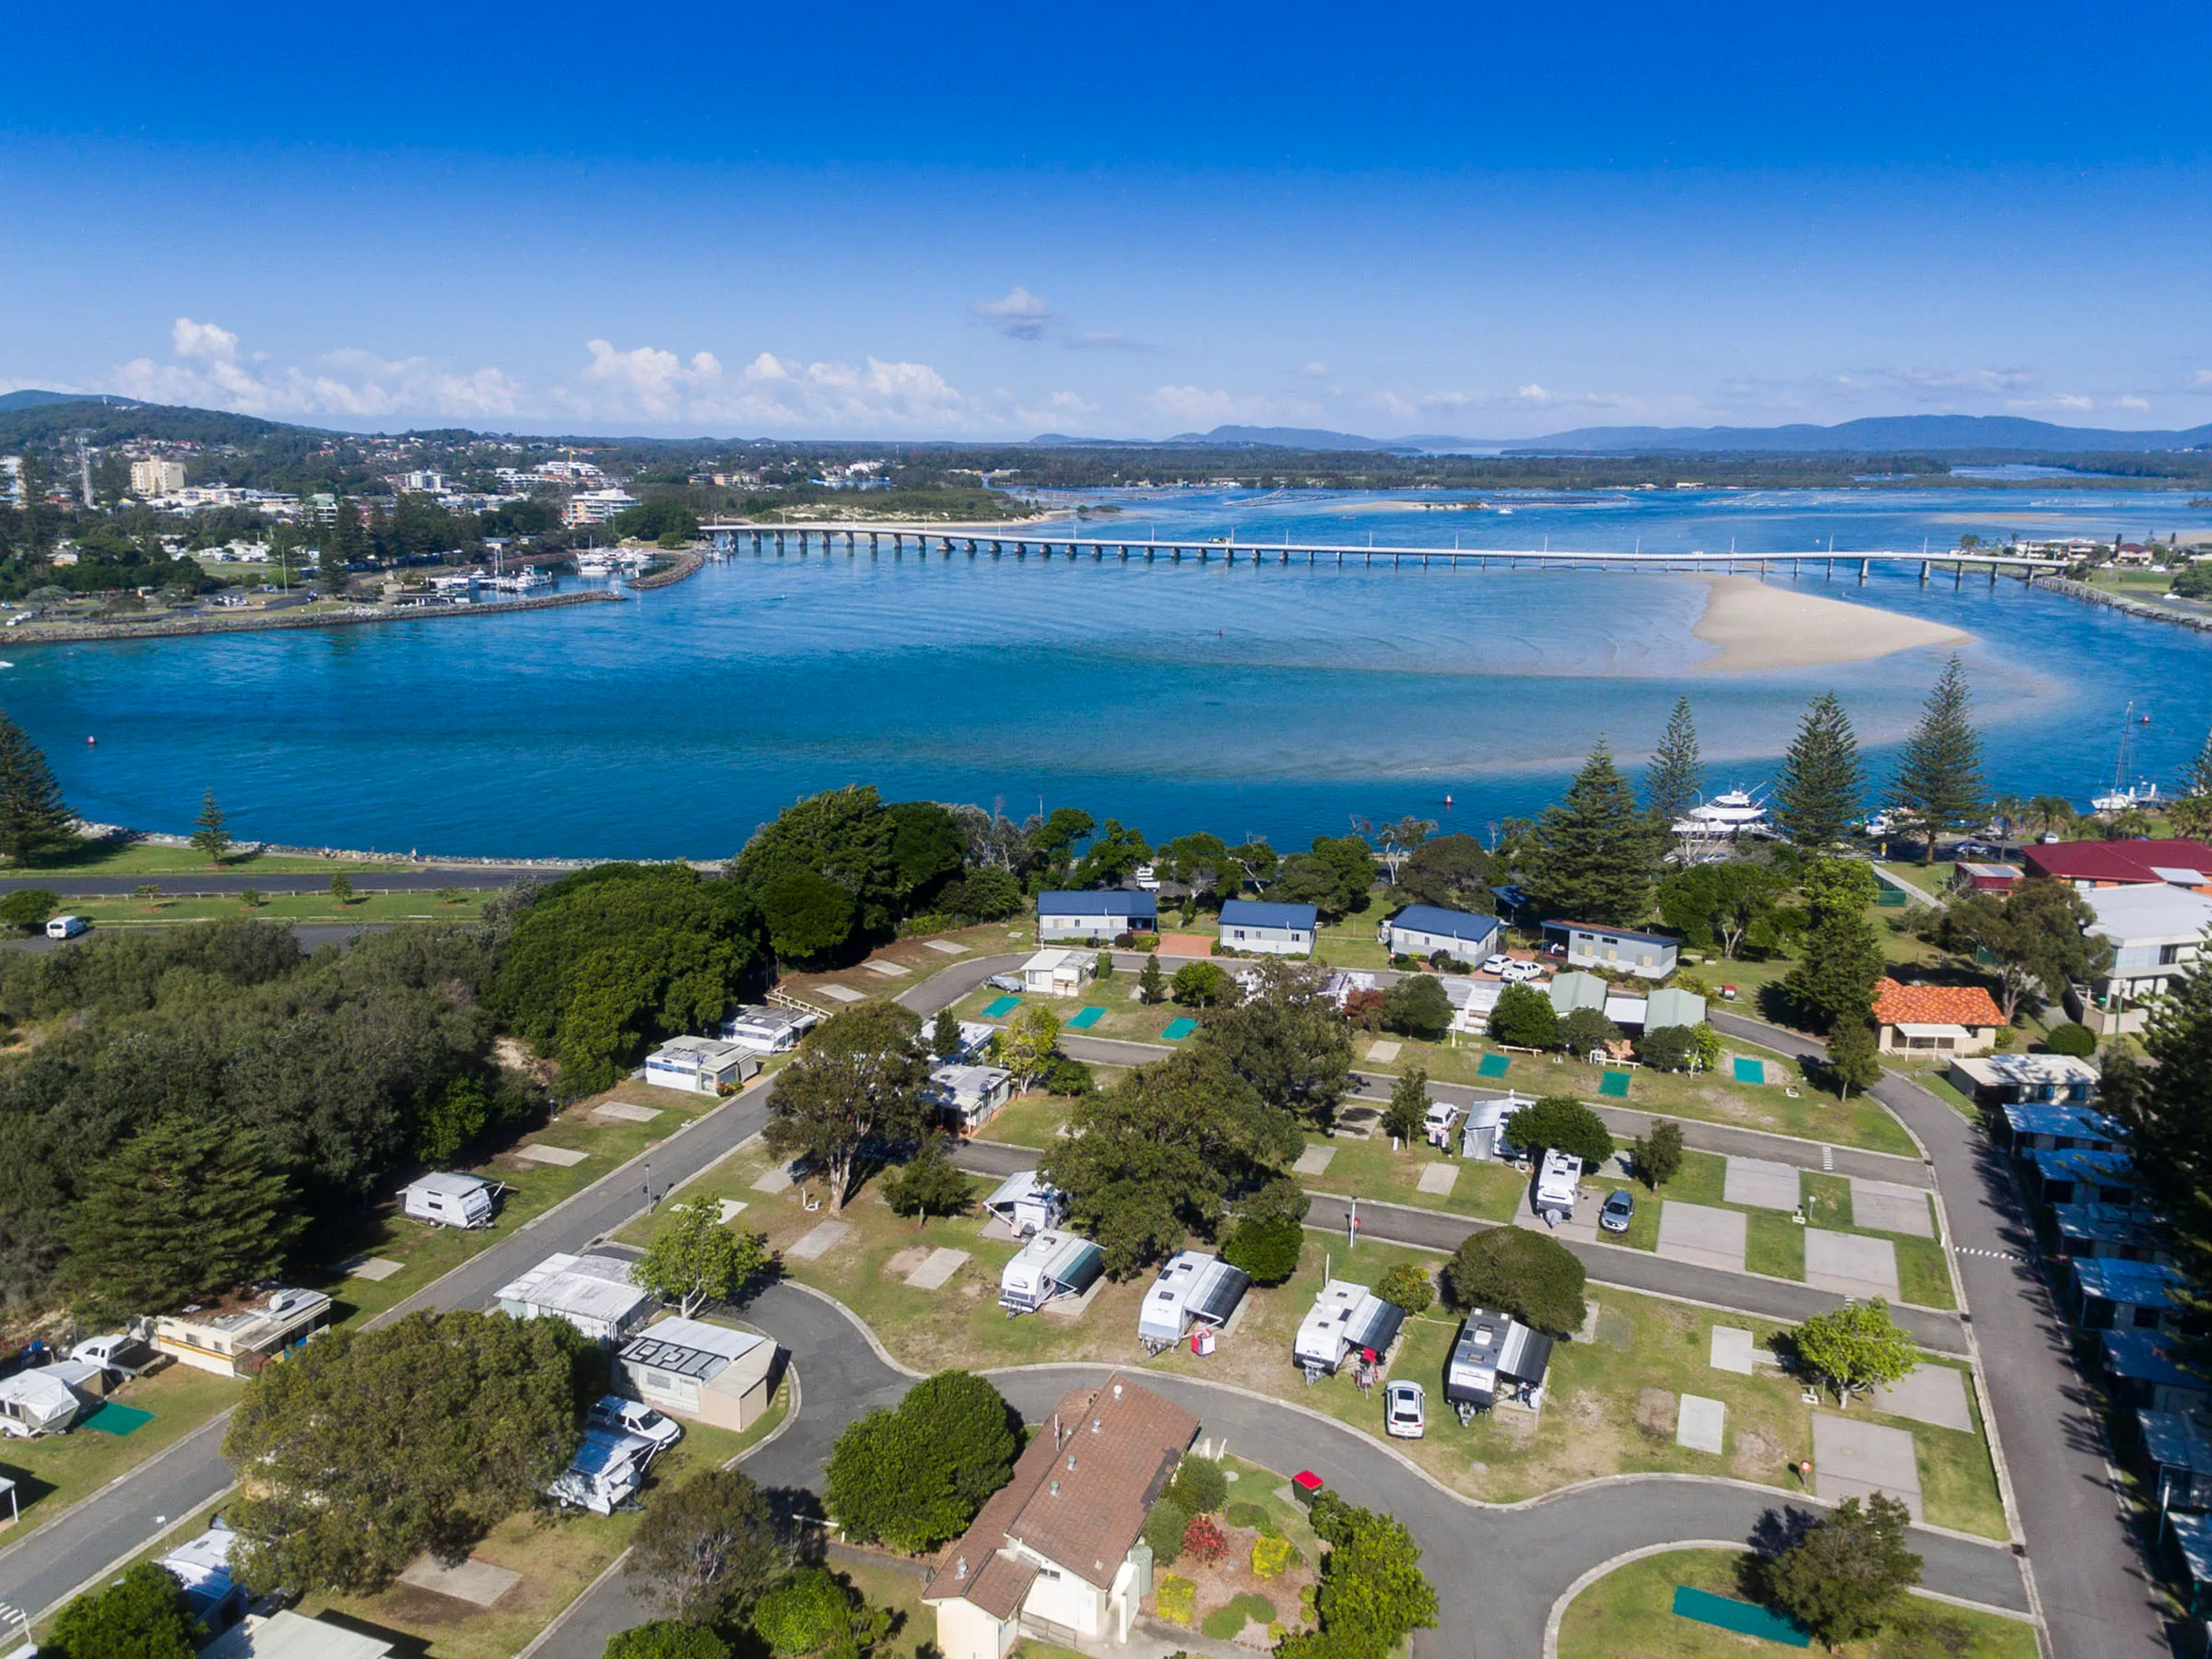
[616,1315,778,1430]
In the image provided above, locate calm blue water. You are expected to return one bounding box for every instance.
[6,485,2209,858]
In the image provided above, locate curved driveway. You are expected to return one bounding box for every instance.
[531,1286,2029,1659]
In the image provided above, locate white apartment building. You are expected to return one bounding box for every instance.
[131,459,187,495]
[564,488,640,527]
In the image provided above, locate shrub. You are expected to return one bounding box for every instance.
[1488,982,1559,1048]
[1633,1119,1685,1190]
[1374,1261,1435,1315]
[1202,1593,1277,1640]
[1555,1005,1619,1057]
[1182,1512,1230,1565]
[1046,1058,1096,1095]
[605,1624,733,1659]
[1167,1455,1230,1514]
[1225,1500,1273,1532]
[1145,1499,1192,1566]
[1381,974,1453,1040]
[1343,986,1387,1030]
[1221,1213,1304,1286]
[0,888,58,930]
[1252,1535,1295,1578]
[1636,1024,1696,1072]
[2044,1021,2097,1057]
[1501,1095,1615,1169]
[1441,1227,1587,1335]
[1156,1572,1197,1625]
[752,1569,858,1657]
[1172,960,1235,1006]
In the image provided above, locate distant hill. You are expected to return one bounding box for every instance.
[0,389,141,413]
[1033,414,2212,456]
[1507,414,2212,454]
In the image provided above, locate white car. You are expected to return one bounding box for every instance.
[1384,1379,1426,1439]
[1500,961,1546,983]
[1480,954,1514,976]
[588,1395,683,1454]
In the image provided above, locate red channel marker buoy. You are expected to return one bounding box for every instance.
[86,735,94,746]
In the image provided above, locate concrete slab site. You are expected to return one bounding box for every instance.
[788,1221,853,1262]
[923,939,970,954]
[1874,1364,1975,1433]
[1294,1145,1338,1176]
[593,1100,662,1124]
[1804,1229,1901,1300]
[904,1247,971,1289]
[1677,1394,1727,1454]
[1709,1325,1756,1376]
[398,1555,522,1607]
[1812,1412,1924,1522]
[1723,1156,1803,1212]
[1655,1201,1748,1274]
[1418,1163,1459,1196]
[1850,1177,1936,1238]
[515,1143,587,1167]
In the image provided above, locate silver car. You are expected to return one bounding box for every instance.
[1384,1379,1426,1439]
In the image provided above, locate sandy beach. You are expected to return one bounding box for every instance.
[1689,574,1971,673]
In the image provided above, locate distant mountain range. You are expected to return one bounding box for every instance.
[1039,414,2212,455]
[0,388,141,413]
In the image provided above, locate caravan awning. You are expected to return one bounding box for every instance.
[1189,1261,1252,1326]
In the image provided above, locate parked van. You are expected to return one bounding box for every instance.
[401,1171,502,1229]
[45,914,87,939]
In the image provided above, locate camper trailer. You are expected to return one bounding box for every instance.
[1294,1280,1406,1378]
[401,1171,502,1229]
[1138,1252,1252,1353]
[1443,1309,1554,1423]
[982,1170,1067,1237]
[0,1363,93,1438]
[1534,1148,1583,1226]
[547,1426,660,1515]
[998,1230,1105,1315]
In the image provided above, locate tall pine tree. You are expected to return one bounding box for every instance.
[1643,696,1702,828]
[1775,691,1865,850]
[191,788,233,866]
[62,1118,300,1318]
[1888,656,1987,863]
[1529,741,1665,926]
[2171,724,2212,842]
[0,711,74,867]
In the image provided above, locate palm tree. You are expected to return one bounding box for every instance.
[1988,794,2027,839]
[2027,794,2077,837]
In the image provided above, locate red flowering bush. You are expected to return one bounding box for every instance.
[1182,1512,1230,1565]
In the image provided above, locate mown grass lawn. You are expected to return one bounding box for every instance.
[1557,1547,2036,1658]
[61,889,491,928]
[634,1140,2005,1533]
[5,842,418,878]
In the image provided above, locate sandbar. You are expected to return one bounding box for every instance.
[1689,575,1971,674]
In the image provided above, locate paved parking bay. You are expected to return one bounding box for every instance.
[1851,1176,1936,1238]
[1656,1201,1748,1274]
[1875,1364,1975,1432]
[1813,1412,1924,1522]
[1724,1156,1803,1212]
[1804,1228,1901,1299]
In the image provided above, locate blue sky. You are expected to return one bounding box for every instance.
[5,1,2209,440]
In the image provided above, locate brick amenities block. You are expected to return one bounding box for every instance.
[1724,1156,1803,1212]
[1850,1177,1936,1238]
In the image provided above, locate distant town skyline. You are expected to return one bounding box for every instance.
[4,0,2208,440]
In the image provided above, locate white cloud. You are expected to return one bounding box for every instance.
[2191,371,2212,393]
[1147,384,1306,428]
[974,287,1053,340]
[1299,361,1332,379]
[115,317,525,420]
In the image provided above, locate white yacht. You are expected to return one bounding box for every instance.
[1670,788,1771,839]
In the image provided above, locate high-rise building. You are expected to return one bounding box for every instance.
[130,459,187,496]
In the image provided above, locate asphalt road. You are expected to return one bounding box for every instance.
[0,1073,782,1624]
[1712,1010,2169,1658]
[531,1302,2028,1659]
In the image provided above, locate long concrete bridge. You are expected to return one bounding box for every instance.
[699,520,2058,587]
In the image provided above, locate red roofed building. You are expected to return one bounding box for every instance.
[2022,839,2212,896]
[1872,977,2006,1056]
[923,1373,1198,1659]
